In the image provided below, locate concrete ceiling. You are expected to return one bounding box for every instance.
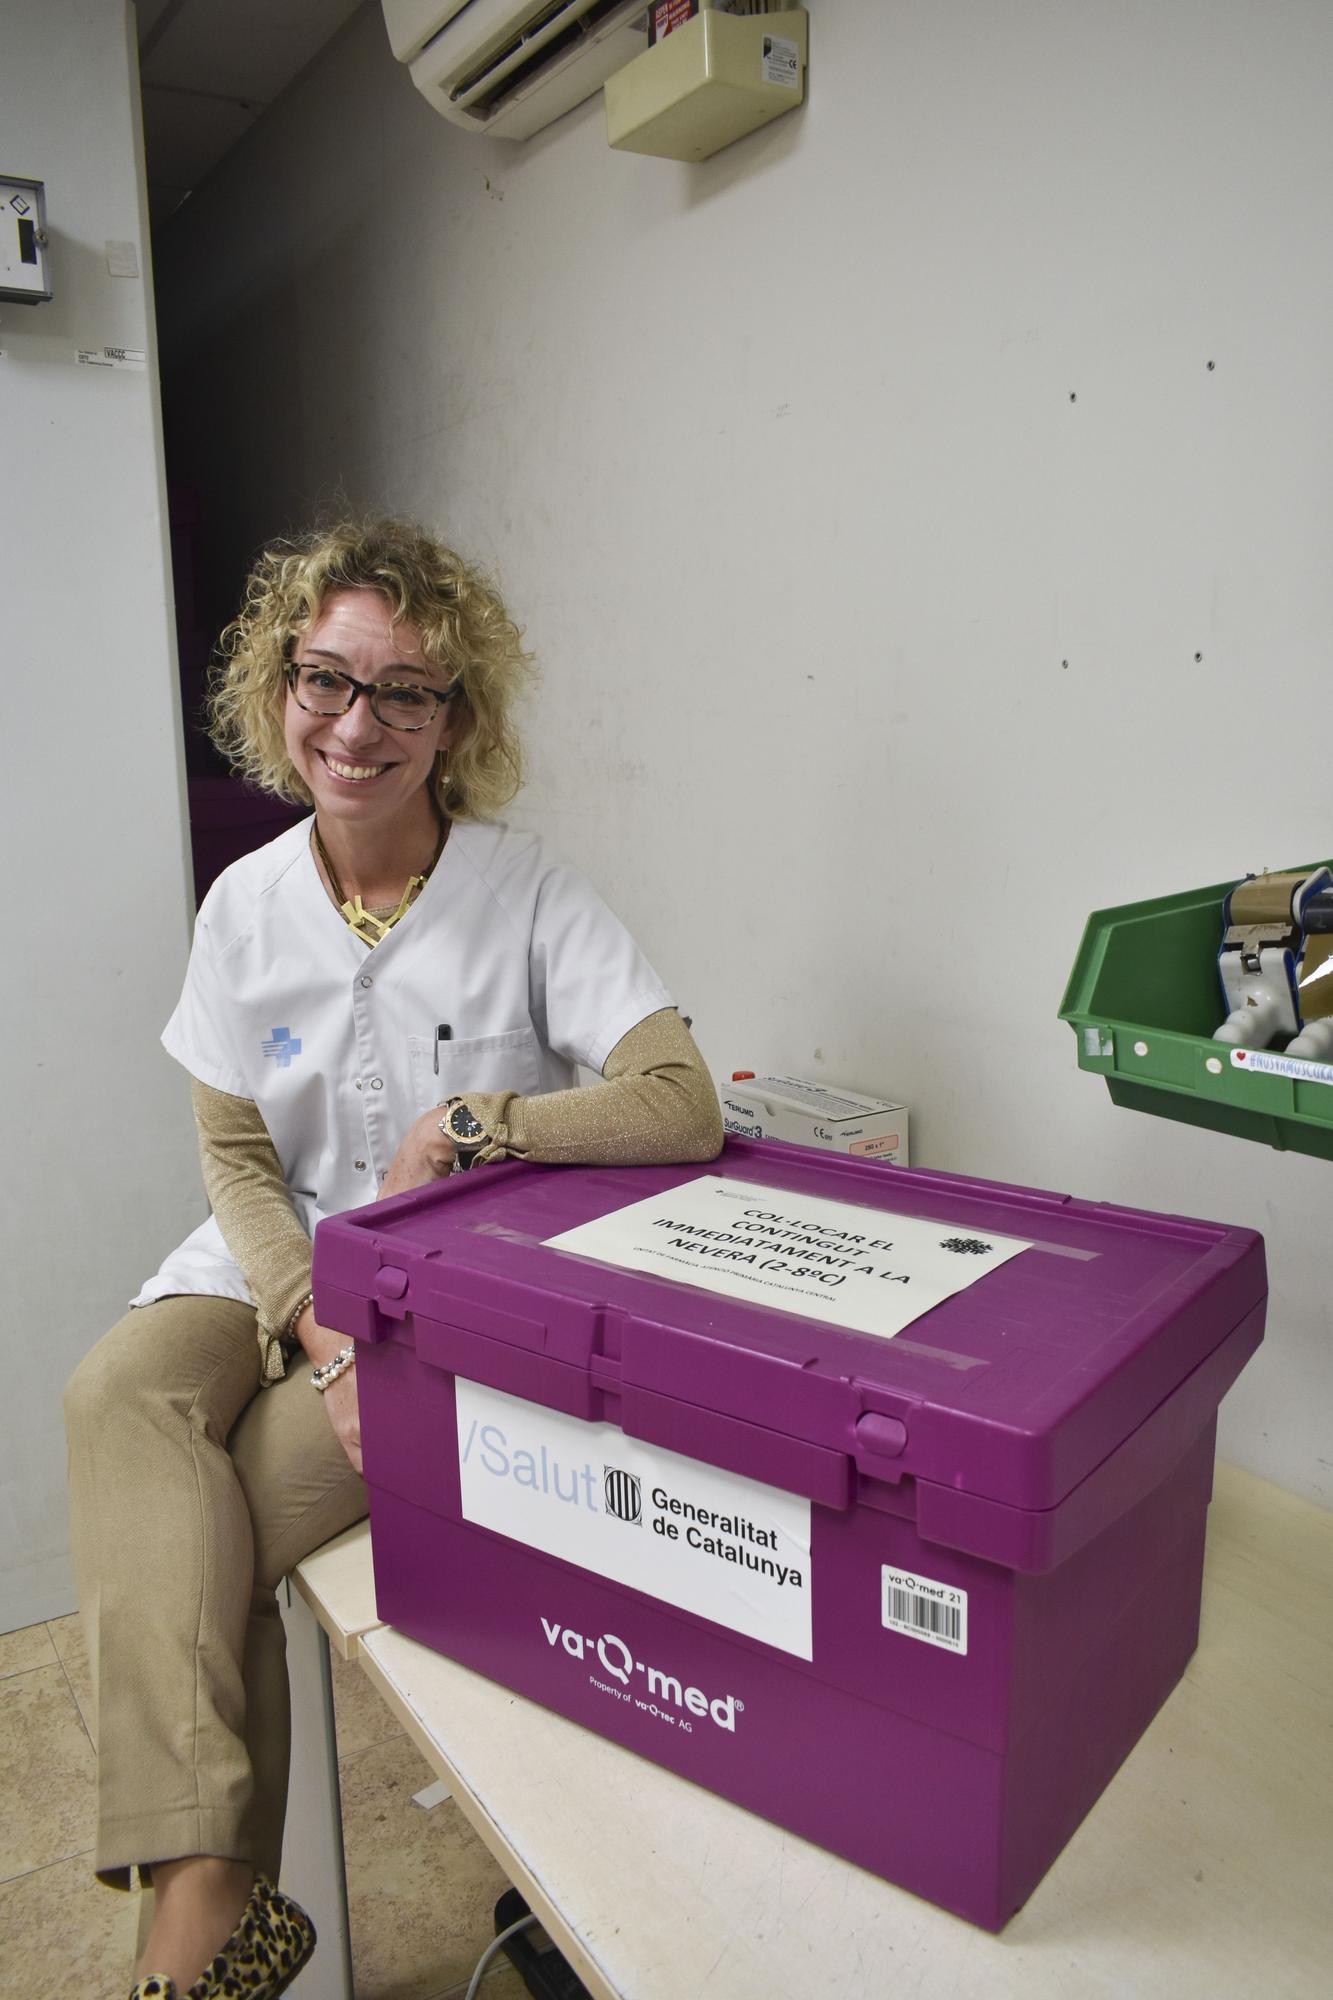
[137,0,366,228]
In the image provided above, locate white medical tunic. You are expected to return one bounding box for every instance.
[134,817,673,1307]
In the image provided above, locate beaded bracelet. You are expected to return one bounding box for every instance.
[310,1344,357,1394]
[285,1288,315,1339]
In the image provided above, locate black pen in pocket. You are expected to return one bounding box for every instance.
[433,1023,452,1075]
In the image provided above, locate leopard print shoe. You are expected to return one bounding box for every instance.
[184,1873,316,1999]
[129,1982,177,1999]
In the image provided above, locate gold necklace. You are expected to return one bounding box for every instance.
[314,815,447,947]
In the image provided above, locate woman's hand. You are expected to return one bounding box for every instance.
[377,1108,457,1199]
[295,1303,364,1474]
[321,1366,362,1474]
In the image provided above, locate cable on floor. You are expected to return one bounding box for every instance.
[464,1911,539,2000]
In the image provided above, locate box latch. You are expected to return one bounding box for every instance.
[373,1263,410,1322]
[854,1411,910,1482]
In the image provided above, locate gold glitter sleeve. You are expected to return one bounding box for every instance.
[191,1078,314,1384]
[458,1008,724,1167]
[192,1011,720,1382]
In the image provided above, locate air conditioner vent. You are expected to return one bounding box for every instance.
[448,0,644,115]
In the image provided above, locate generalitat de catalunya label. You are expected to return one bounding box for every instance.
[544,1175,1031,1341]
[456,1378,813,1659]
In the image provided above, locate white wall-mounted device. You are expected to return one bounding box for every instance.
[382,0,649,141]
[0,174,51,303]
[606,5,808,161]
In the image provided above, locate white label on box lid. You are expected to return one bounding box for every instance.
[545,1176,1030,1341]
[457,1379,812,1658]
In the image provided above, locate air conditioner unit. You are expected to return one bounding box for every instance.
[383,0,650,140]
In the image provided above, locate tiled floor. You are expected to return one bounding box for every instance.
[0,1614,531,1999]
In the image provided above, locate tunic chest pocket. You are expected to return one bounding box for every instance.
[407,1026,545,1111]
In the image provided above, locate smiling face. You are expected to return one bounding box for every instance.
[283,588,462,838]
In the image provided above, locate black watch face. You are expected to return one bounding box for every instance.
[449,1104,485,1144]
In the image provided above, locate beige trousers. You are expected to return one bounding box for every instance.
[63,1295,368,1886]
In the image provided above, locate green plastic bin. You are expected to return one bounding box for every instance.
[1059,863,1333,1160]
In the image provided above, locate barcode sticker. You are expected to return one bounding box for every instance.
[881,1565,968,1654]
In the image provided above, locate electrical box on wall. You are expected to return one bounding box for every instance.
[0,175,51,303]
[605,4,807,161]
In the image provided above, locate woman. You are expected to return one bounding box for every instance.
[65,518,723,1999]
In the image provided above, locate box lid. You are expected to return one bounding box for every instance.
[314,1138,1265,1561]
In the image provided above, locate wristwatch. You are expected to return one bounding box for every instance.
[438,1096,488,1170]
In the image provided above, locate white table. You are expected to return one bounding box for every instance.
[280,1523,382,1999]
[285,1461,1333,1999]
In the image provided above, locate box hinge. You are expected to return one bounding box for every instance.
[621,1381,853,1509]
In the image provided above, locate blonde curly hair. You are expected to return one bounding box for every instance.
[209,518,532,820]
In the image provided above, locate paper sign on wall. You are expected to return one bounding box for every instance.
[544,1176,1031,1341]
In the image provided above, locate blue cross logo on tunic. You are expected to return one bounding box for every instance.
[262,1026,302,1068]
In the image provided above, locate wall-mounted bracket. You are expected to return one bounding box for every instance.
[0,175,52,304]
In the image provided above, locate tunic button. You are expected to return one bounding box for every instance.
[355,1080,362,1091]
[354,1158,367,1172]
[360,975,373,989]
[370,1076,383,1090]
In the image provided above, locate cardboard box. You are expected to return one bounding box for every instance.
[314,1139,1265,1928]
[722,1072,908,1164]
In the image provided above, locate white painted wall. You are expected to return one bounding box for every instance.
[155,1,1333,1507]
[1,2,199,1629]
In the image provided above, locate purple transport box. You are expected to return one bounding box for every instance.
[312,1137,1266,1930]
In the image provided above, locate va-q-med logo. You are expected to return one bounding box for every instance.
[540,1615,743,1733]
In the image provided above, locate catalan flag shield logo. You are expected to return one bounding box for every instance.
[603,1467,642,1525]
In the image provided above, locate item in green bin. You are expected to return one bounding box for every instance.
[1288,893,1333,1061]
[1214,868,1332,1050]
[1059,864,1333,1159]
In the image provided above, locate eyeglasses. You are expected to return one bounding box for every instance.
[285,662,461,732]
